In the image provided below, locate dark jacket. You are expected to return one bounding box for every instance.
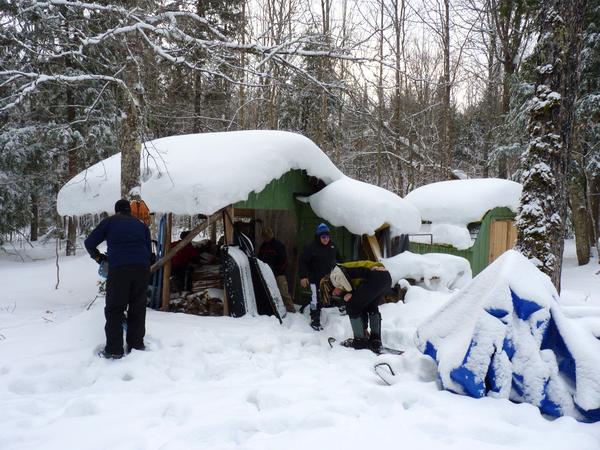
[85,213,151,269]
[258,238,287,276]
[341,261,392,318]
[299,237,340,284]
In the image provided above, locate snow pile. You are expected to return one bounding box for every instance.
[1,241,600,449]
[57,130,344,216]
[382,251,472,291]
[415,250,600,422]
[405,178,522,249]
[307,177,421,238]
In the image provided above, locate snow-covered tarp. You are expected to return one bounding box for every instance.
[415,250,600,422]
[382,251,472,291]
[307,177,421,238]
[405,178,522,249]
[57,130,421,237]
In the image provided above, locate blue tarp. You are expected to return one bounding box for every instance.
[415,250,600,422]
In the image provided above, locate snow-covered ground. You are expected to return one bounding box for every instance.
[1,240,599,450]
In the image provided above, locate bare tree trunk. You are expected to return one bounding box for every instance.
[65,82,78,255]
[588,173,600,257]
[30,193,38,241]
[376,0,384,185]
[393,0,406,194]
[119,87,142,200]
[441,0,452,179]
[238,0,247,130]
[570,162,591,265]
[319,0,332,149]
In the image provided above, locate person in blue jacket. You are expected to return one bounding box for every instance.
[85,199,152,359]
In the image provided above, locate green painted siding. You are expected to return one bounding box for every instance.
[409,207,515,276]
[232,168,358,302]
[234,170,312,211]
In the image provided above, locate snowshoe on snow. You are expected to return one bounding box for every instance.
[328,337,404,355]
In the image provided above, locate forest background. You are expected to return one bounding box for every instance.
[1,0,599,289]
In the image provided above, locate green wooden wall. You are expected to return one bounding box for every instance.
[233,169,357,303]
[409,207,515,276]
[234,170,312,211]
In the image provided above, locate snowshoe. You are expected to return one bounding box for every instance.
[329,337,404,355]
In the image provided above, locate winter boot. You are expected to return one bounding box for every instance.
[310,308,322,331]
[368,312,382,351]
[341,337,370,349]
[340,315,369,349]
[97,350,124,360]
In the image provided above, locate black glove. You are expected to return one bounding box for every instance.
[94,253,107,264]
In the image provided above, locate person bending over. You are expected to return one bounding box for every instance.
[321,261,391,350]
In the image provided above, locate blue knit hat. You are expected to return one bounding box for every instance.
[316,223,330,236]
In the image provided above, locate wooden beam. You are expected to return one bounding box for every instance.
[364,234,383,261]
[222,205,235,317]
[150,210,222,273]
[223,205,235,245]
[161,213,173,311]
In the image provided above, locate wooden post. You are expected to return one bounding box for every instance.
[223,205,235,244]
[222,205,235,317]
[161,213,173,311]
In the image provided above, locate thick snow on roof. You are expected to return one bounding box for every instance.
[57,130,344,216]
[307,177,421,237]
[405,178,522,249]
[406,178,522,224]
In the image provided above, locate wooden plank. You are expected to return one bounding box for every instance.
[364,235,383,261]
[508,220,518,249]
[222,205,234,317]
[489,220,511,263]
[161,213,173,311]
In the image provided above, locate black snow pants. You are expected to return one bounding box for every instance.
[105,264,150,355]
[346,270,392,319]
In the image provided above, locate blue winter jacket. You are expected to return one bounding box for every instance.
[84,213,151,269]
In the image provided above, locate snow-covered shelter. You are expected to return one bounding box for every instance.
[57,130,421,314]
[405,179,522,276]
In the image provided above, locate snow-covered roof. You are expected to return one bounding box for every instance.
[405,178,522,249]
[57,130,420,236]
[405,178,522,224]
[57,130,343,217]
[306,177,421,238]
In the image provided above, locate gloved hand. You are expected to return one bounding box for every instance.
[94,253,107,264]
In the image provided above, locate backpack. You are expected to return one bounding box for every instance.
[130,199,151,225]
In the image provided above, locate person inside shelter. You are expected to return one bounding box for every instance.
[170,231,199,293]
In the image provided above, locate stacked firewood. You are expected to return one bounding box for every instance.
[169,289,224,316]
[191,264,222,291]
